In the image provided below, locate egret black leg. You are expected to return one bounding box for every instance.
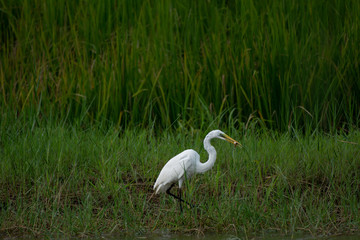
[178,188,183,212]
[165,184,194,211]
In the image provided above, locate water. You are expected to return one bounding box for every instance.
[3,232,360,240]
[97,232,360,240]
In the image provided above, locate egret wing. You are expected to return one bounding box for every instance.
[153,149,199,194]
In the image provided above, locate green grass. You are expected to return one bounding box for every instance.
[0,118,359,236]
[1,0,360,131]
[1,0,360,237]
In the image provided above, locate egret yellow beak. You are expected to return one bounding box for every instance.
[222,134,242,147]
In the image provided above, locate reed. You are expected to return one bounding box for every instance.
[1,0,359,131]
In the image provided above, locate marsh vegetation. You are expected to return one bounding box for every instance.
[1,0,359,237]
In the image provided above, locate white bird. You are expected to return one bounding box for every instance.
[153,130,241,211]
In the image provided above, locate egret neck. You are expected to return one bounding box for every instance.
[196,134,217,173]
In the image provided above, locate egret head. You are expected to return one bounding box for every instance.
[208,130,242,147]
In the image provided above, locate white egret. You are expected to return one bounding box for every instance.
[153,130,241,211]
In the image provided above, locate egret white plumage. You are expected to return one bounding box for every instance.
[153,130,241,211]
